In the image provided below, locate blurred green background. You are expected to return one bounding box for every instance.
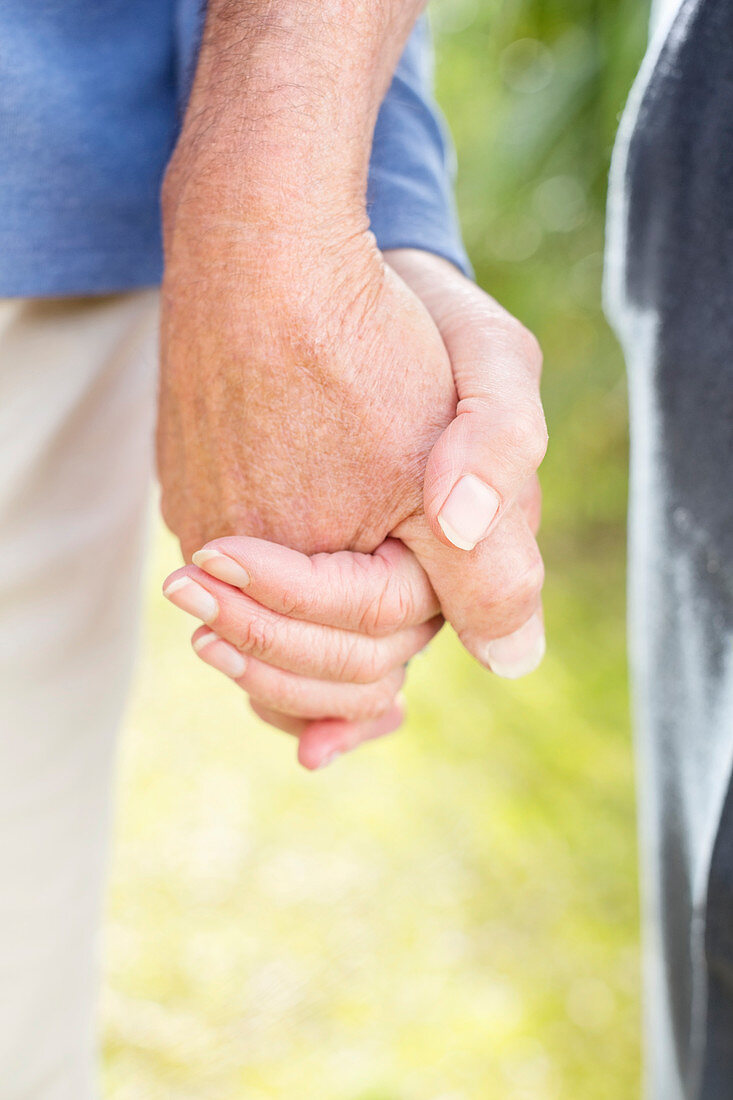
[103,3,650,1097]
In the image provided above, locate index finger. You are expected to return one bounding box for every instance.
[191,536,440,635]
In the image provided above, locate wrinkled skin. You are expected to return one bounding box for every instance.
[160,230,547,765]
[158,216,546,667]
[158,224,454,561]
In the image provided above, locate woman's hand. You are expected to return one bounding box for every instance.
[163,468,542,771]
[163,536,442,768]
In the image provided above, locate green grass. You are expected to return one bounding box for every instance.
[102,3,649,1096]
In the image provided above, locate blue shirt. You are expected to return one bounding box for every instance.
[0,2,468,297]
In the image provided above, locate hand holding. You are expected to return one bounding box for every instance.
[164,462,542,767]
[160,242,547,673]
[164,537,442,768]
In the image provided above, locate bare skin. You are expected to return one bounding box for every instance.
[163,249,545,768]
[158,2,548,758]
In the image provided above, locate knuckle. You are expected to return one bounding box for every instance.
[495,406,548,473]
[506,546,545,608]
[343,674,402,722]
[518,324,543,371]
[507,413,535,455]
[252,687,286,716]
[523,409,549,469]
[356,597,382,635]
[275,586,307,618]
[351,559,385,635]
[331,634,363,682]
[384,574,417,632]
[248,675,299,716]
[496,313,543,370]
[360,646,391,684]
[236,614,275,658]
[343,642,382,684]
[340,638,386,685]
[358,566,415,635]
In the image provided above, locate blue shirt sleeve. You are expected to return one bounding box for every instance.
[0,4,469,297]
[368,18,472,278]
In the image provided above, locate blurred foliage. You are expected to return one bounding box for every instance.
[433,0,648,547]
[103,2,650,1098]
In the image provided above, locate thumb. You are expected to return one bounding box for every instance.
[422,284,548,552]
[382,249,547,675]
[394,505,545,678]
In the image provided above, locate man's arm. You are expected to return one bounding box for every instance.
[157,0,547,685]
[159,0,434,562]
[163,0,427,245]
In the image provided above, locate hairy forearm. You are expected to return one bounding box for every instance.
[164,0,426,224]
[195,0,426,113]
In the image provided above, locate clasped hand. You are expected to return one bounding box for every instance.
[159,233,547,769]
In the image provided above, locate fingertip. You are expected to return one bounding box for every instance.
[298,698,407,771]
[199,536,318,621]
[192,548,251,589]
[297,719,358,771]
[471,612,546,679]
[191,628,247,680]
[436,513,478,552]
[162,567,189,597]
[191,625,217,652]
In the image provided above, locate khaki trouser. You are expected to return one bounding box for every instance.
[0,292,158,1098]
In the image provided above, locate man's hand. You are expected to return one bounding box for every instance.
[158,0,457,564]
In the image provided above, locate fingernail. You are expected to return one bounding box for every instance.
[438,475,501,552]
[316,750,342,770]
[481,613,546,679]
[163,576,218,623]
[192,549,251,588]
[192,630,246,679]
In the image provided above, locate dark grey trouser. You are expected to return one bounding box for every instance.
[605,1,733,1096]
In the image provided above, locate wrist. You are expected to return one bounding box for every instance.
[161,150,373,286]
[162,124,368,243]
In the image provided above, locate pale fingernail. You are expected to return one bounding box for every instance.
[316,750,342,770]
[438,475,501,552]
[481,613,546,679]
[192,549,251,588]
[192,630,246,679]
[192,630,218,654]
[163,576,218,623]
